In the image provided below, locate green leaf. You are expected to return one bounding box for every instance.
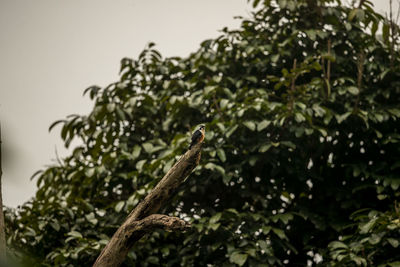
[286,1,295,11]
[132,145,142,159]
[246,76,257,83]
[347,86,359,95]
[67,231,82,239]
[259,144,272,153]
[220,99,229,109]
[271,54,280,63]
[50,222,60,232]
[205,163,225,175]
[226,208,239,215]
[271,142,280,147]
[305,30,316,41]
[229,252,248,266]
[252,0,261,8]
[204,86,216,94]
[281,141,296,149]
[257,120,271,131]
[388,109,400,117]
[272,228,287,240]
[106,103,116,112]
[368,233,382,244]
[249,156,258,166]
[258,240,268,251]
[226,125,238,137]
[387,238,399,248]
[85,168,95,178]
[142,143,153,153]
[279,213,293,224]
[115,201,125,212]
[136,160,146,171]
[216,122,225,132]
[204,163,215,170]
[329,241,348,249]
[295,113,306,123]
[85,213,98,225]
[210,213,222,224]
[48,119,66,132]
[349,9,357,21]
[214,165,226,175]
[379,69,390,80]
[349,8,364,21]
[360,218,377,234]
[335,112,351,124]
[147,256,159,265]
[243,121,256,131]
[390,179,400,190]
[209,223,220,231]
[217,149,226,162]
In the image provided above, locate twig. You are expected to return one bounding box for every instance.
[354,51,365,111]
[289,59,298,113]
[327,39,331,84]
[213,94,225,121]
[357,52,364,91]
[290,59,297,92]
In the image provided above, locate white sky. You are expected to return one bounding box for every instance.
[0,0,397,207]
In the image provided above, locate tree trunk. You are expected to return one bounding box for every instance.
[93,142,202,267]
[0,123,6,260]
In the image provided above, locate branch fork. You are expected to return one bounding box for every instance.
[93,143,202,267]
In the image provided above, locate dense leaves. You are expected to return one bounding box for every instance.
[5,0,400,266]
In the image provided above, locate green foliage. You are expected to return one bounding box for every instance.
[5,0,400,266]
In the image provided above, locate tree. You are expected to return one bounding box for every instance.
[0,123,6,260]
[5,0,400,266]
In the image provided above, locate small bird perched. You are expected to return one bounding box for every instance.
[189,125,205,150]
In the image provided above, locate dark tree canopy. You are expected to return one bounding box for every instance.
[5,0,400,266]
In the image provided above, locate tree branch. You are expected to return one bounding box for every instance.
[327,38,331,84]
[93,142,202,267]
[289,58,298,113]
[126,214,190,234]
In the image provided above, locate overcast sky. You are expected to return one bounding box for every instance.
[0,0,398,207]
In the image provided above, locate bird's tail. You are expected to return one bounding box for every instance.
[189,141,195,150]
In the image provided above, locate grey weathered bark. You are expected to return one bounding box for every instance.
[0,123,6,260]
[93,142,202,267]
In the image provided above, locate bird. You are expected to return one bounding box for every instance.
[189,125,205,150]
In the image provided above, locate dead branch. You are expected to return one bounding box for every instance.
[93,142,202,267]
[126,214,190,233]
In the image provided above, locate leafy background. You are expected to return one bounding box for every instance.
[5,0,400,266]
